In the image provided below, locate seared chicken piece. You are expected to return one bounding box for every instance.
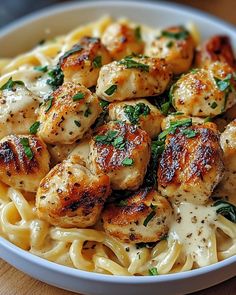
[38,82,102,145]
[172,63,236,117]
[36,157,110,227]
[195,35,236,70]
[0,135,50,192]
[147,26,195,74]
[215,119,236,203]
[88,121,151,190]
[108,99,164,138]
[101,23,144,60]
[161,114,205,130]
[158,123,224,204]
[0,82,39,139]
[102,189,172,243]
[96,56,172,102]
[60,37,112,88]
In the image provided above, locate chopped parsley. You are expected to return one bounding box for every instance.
[74,120,81,127]
[121,157,134,166]
[211,101,218,109]
[181,129,197,138]
[166,40,174,48]
[204,117,212,123]
[113,136,126,149]
[29,121,40,134]
[148,267,158,276]
[168,83,177,104]
[59,44,83,62]
[73,92,85,101]
[214,74,235,111]
[214,74,233,92]
[190,68,199,74]
[213,200,236,223]
[44,96,54,113]
[119,56,149,72]
[124,103,150,124]
[160,101,170,115]
[161,28,189,40]
[46,66,64,90]
[95,130,118,144]
[99,100,110,109]
[93,55,102,68]
[84,108,92,117]
[95,130,127,150]
[0,77,24,91]
[143,205,157,227]
[159,118,192,140]
[170,111,184,116]
[105,84,117,96]
[134,26,142,41]
[20,138,34,160]
[34,65,48,73]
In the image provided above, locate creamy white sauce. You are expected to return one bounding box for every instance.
[169,202,217,267]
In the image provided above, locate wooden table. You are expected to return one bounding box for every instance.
[0,0,235,294]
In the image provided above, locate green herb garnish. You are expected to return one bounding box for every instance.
[95,130,118,144]
[181,129,197,138]
[214,74,233,92]
[113,136,126,149]
[93,56,102,68]
[20,138,34,160]
[190,68,199,74]
[143,205,157,227]
[46,66,64,89]
[211,102,218,109]
[34,65,48,73]
[122,158,134,166]
[134,26,142,41]
[0,77,24,91]
[124,103,150,125]
[213,200,236,223]
[105,85,117,96]
[84,108,92,117]
[59,44,83,62]
[119,56,149,72]
[149,267,159,276]
[161,28,189,40]
[160,101,170,115]
[158,118,192,140]
[73,92,85,101]
[204,117,212,123]
[95,130,127,150]
[74,120,81,127]
[29,121,40,134]
[99,100,110,109]
[166,41,174,48]
[44,96,54,113]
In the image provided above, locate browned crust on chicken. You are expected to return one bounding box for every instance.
[195,35,236,70]
[102,188,171,243]
[0,135,47,176]
[158,123,224,203]
[60,37,108,69]
[36,160,111,227]
[93,122,150,173]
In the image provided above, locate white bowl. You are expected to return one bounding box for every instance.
[0,1,235,294]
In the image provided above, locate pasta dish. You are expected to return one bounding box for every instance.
[0,16,235,276]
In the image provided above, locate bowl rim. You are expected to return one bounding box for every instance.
[0,0,235,284]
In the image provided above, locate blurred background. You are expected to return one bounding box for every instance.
[0,0,235,28]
